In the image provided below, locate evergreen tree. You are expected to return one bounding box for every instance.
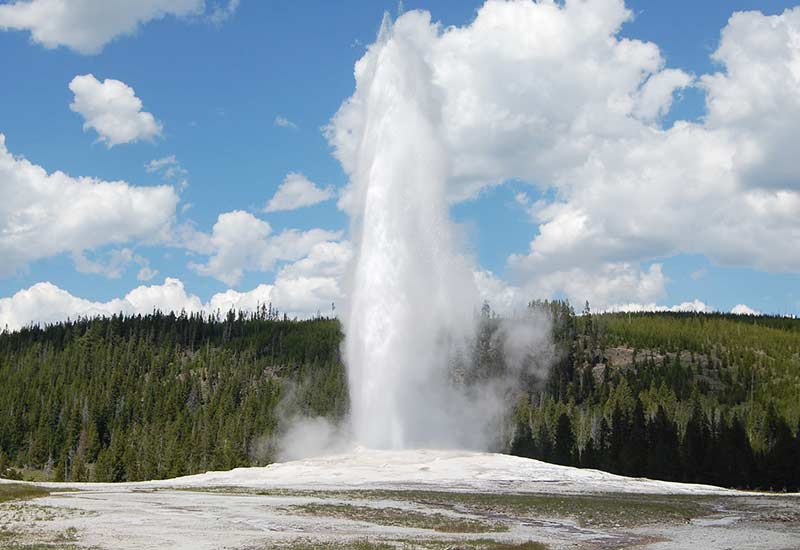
[621,399,646,477]
[553,413,575,466]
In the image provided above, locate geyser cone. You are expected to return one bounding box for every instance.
[335,13,478,449]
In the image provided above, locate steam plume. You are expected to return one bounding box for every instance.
[333,13,479,449]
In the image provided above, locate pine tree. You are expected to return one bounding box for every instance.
[553,413,575,466]
[621,398,646,476]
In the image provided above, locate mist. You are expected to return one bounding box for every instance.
[324,12,554,452]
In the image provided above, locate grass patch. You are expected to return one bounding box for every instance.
[393,541,548,550]
[1,546,86,550]
[14,469,54,483]
[268,541,394,550]
[252,539,547,550]
[0,527,86,550]
[0,528,22,543]
[292,503,506,533]
[389,490,710,528]
[0,483,50,503]
[176,486,712,528]
[490,544,547,550]
[51,527,79,543]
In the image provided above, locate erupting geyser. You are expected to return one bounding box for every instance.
[330,13,479,449]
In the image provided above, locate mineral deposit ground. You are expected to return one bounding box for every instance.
[2,449,798,550]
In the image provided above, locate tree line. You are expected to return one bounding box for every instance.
[0,308,347,482]
[1,302,798,490]
[505,302,800,491]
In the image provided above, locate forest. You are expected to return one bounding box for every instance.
[0,307,347,483]
[507,302,800,491]
[0,302,798,490]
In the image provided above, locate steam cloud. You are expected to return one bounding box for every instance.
[327,13,553,451]
[334,14,479,449]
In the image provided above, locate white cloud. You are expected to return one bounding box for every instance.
[0,282,122,332]
[206,240,352,316]
[122,277,203,314]
[0,0,206,54]
[330,2,800,306]
[264,172,334,212]
[513,192,530,207]
[533,263,667,309]
[271,276,341,316]
[475,266,710,316]
[145,155,184,178]
[602,299,712,314]
[69,74,162,147]
[0,248,352,330]
[270,240,353,314]
[634,69,694,122]
[73,247,155,280]
[329,1,692,201]
[0,134,178,276]
[701,8,800,192]
[207,0,239,25]
[731,303,760,316]
[146,155,188,190]
[274,115,298,129]
[207,284,273,315]
[474,269,523,313]
[137,266,159,281]
[277,240,352,279]
[480,262,667,312]
[182,210,342,286]
[0,278,197,332]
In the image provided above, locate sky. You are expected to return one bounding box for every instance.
[1,0,800,330]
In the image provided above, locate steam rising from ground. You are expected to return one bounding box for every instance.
[274,416,351,462]
[327,13,553,451]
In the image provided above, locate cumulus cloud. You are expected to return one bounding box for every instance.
[271,240,352,315]
[265,172,334,212]
[634,69,694,122]
[0,278,197,332]
[329,1,800,307]
[0,134,178,276]
[278,240,353,280]
[700,8,800,191]
[206,240,352,317]
[731,304,760,316]
[0,246,352,331]
[602,300,712,314]
[207,284,273,315]
[329,0,692,201]
[69,74,162,147]
[0,0,226,54]
[476,262,666,312]
[182,210,342,286]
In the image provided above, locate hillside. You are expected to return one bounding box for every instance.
[509,304,800,491]
[0,304,799,490]
[0,310,347,482]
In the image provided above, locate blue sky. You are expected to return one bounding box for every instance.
[1,0,799,328]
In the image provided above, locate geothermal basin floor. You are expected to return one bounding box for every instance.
[1,448,798,549]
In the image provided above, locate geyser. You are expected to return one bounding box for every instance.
[331,13,479,449]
